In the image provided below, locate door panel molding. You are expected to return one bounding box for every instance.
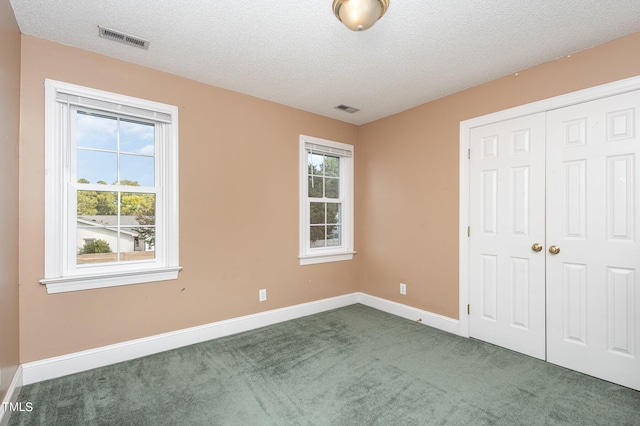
[461,76,640,391]
[545,90,640,390]
[468,113,546,359]
[460,75,640,338]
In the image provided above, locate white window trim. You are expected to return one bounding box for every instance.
[41,79,181,293]
[299,135,355,265]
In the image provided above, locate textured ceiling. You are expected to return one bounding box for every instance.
[9,0,640,125]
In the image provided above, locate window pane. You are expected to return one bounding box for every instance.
[325,156,340,177]
[77,192,118,265]
[77,150,117,184]
[120,119,155,155]
[310,226,326,248]
[120,192,155,218]
[308,176,323,198]
[76,192,156,265]
[325,178,339,198]
[309,224,342,249]
[77,190,117,216]
[326,203,341,224]
[327,225,341,247]
[308,153,324,175]
[76,112,117,151]
[96,191,118,215]
[119,228,156,262]
[77,190,98,216]
[120,154,155,186]
[76,227,116,265]
[309,200,342,249]
[121,193,156,255]
[310,202,325,224]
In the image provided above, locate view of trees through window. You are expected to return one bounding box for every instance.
[76,179,156,264]
[308,153,342,248]
[75,109,157,265]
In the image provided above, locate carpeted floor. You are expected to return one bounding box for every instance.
[9,304,640,425]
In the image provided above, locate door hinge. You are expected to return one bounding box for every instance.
[467,148,471,159]
[467,304,470,315]
[467,226,470,237]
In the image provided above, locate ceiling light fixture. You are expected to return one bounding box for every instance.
[332,0,389,31]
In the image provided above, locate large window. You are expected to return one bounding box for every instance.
[299,135,354,265]
[42,80,180,293]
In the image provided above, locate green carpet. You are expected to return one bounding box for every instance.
[9,304,640,425]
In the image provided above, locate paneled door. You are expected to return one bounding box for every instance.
[468,113,547,360]
[546,90,640,390]
[469,90,640,391]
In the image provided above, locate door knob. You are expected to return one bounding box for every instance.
[531,243,543,252]
[548,245,561,255]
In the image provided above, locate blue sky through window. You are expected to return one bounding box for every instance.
[76,111,155,186]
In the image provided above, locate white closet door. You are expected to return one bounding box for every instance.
[546,90,640,390]
[469,113,547,359]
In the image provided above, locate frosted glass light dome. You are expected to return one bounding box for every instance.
[333,0,389,31]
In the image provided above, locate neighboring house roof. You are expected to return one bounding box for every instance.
[78,215,142,226]
[77,216,141,237]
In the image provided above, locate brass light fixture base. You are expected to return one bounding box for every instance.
[332,0,390,31]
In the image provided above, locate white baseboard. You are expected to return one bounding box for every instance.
[0,366,23,426]
[22,293,360,385]
[357,293,460,335]
[21,293,459,386]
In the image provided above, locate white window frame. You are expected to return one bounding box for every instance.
[41,79,181,293]
[299,135,355,265]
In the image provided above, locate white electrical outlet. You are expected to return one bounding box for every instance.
[259,289,267,302]
[400,283,407,295]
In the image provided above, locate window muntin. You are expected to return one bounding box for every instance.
[308,153,343,248]
[299,135,354,265]
[310,202,341,248]
[42,79,180,293]
[73,108,157,267]
[76,111,156,186]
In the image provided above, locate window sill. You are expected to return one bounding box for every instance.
[299,251,356,265]
[40,266,182,294]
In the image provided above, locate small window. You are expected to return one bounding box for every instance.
[41,80,181,293]
[299,135,355,265]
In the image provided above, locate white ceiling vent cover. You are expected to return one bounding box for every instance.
[98,26,149,50]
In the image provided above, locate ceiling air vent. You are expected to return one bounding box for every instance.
[98,26,150,50]
[334,104,360,114]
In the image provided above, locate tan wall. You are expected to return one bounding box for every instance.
[18,36,359,362]
[17,28,640,363]
[356,32,640,319]
[0,0,21,400]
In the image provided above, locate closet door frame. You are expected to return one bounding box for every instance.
[459,75,640,338]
